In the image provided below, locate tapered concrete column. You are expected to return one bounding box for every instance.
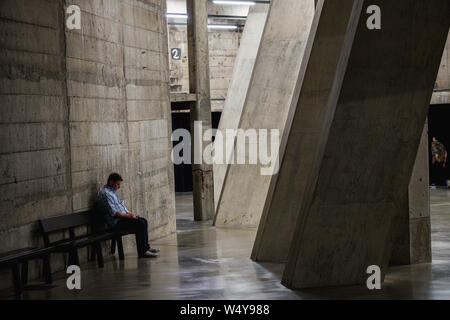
[213,4,269,212]
[252,0,362,263]
[282,0,449,289]
[214,0,316,228]
[390,122,431,265]
[187,0,215,221]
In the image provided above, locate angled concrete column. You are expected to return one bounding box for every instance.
[390,122,431,265]
[187,0,215,221]
[431,31,450,105]
[214,0,316,228]
[213,4,269,212]
[252,0,362,263]
[282,0,449,289]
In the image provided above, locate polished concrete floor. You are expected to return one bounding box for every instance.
[2,189,450,299]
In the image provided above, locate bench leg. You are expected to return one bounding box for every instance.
[117,237,125,260]
[11,264,21,296]
[21,261,28,286]
[43,255,52,284]
[110,238,116,255]
[94,242,104,268]
[68,249,79,266]
[89,246,96,262]
[68,251,74,265]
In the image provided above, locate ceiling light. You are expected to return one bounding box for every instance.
[208,24,238,30]
[166,13,188,19]
[213,1,256,5]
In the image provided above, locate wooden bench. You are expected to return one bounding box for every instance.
[0,247,53,295]
[0,210,132,295]
[38,211,127,269]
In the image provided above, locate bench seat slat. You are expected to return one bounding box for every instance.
[0,247,53,265]
[69,232,117,248]
[0,247,36,258]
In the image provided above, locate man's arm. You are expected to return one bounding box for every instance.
[104,192,136,219]
[115,211,137,219]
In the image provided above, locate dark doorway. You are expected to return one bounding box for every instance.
[172,111,192,192]
[172,111,222,192]
[428,104,450,186]
[212,112,222,130]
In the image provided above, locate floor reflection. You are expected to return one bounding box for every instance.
[1,190,449,300]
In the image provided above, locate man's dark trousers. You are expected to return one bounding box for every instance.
[115,217,150,257]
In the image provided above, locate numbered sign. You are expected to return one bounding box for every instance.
[171,48,181,60]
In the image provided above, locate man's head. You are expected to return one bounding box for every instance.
[107,173,123,191]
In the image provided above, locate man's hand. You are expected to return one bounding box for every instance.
[127,213,138,219]
[115,211,137,219]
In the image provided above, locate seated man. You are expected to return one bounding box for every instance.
[98,173,160,258]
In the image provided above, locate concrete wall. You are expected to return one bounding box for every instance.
[432,31,450,105]
[209,25,242,112]
[0,0,71,286]
[168,0,251,17]
[213,4,268,211]
[168,24,242,111]
[169,26,190,93]
[390,123,431,265]
[167,0,249,111]
[0,0,176,289]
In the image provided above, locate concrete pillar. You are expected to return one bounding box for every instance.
[214,0,316,228]
[213,4,269,212]
[431,31,450,105]
[186,0,215,221]
[252,0,362,263]
[282,0,449,289]
[390,122,432,265]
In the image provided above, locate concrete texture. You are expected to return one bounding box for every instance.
[213,4,268,211]
[168,25,191,93]
[0,0,176,289]
[390,123,432,265]
[186,0,215,221]
[282,0,450,289]
[168,25,243,112]
[168,20,244,111]
[214,0,316,228]
[208,27,243,112]
[432,31,450,105]
[167,0,252,111]
[252,0,361,263]
[2,189,450,300]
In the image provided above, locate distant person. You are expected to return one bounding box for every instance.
[98,173,160,258]
[431,137,448,187]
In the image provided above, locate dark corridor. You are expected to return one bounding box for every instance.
[428,104,450,186]
[172,111,222,192]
